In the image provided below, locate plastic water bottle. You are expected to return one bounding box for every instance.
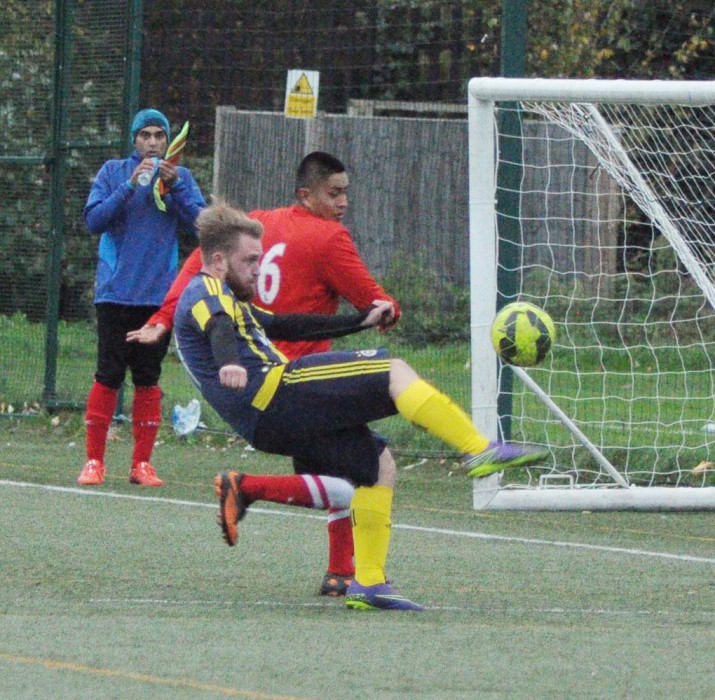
[172,399,202,436]
[137,157,160,186]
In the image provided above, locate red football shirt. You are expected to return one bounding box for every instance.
[148,205,400,360]
[251,205,400,358]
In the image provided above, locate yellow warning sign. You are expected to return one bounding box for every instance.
[292,73,313,95]
[284,69,320,119]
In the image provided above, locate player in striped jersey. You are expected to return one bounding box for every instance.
[131,152,399,596]
[174,200,547,611]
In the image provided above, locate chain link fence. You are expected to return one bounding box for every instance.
[2,0,140,411]
[2,1,712,438]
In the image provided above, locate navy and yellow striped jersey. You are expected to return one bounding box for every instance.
[174,272,288,441]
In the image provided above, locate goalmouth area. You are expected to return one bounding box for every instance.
[467,78,715,511]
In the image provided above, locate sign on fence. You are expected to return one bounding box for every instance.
[284,70,320,119]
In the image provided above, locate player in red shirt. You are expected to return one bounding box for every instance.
[129,152,400,596]
[252,152,400,358]
[143,153,399,358]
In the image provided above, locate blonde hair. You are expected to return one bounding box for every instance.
[196,198,263,257]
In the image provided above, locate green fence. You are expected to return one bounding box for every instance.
[1,0,143,411]
[2,0,711,427]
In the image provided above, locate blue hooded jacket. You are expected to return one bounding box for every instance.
[84,150,206,306]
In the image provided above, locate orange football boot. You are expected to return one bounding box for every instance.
[77,459,105,486]
[129,461,164,487]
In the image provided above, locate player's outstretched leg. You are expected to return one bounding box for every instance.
[213,471,355,550]
[214,471,248,546]
[392,371,548,479]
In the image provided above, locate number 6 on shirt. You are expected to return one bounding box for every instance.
[258,242,286,305]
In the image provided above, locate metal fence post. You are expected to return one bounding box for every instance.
[495,0,528,439]
[43,0,75,408]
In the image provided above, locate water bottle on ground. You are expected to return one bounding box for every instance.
[172,399,202,436]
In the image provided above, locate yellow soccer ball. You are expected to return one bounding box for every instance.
[491,302,556,367]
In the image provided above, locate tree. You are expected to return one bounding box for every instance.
[527,1,713,79]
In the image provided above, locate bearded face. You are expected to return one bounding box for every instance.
[223,235,263,301]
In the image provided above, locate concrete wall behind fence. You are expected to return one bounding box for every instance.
[213,108,619,289]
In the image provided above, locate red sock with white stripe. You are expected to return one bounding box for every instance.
[238,474,355,511]
[237,474,355,575]
[239,474,314,506]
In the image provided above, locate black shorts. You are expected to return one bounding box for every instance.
[95,303,171,388]
[252,349,397,486]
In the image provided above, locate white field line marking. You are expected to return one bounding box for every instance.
[395,522,715,564]
[2,479,714,565]
[84,597,715,618]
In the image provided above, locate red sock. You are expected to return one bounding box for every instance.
[240,474,314,506]
[85,381,118,462]
[132,385,162,464]
[327,508,355,576]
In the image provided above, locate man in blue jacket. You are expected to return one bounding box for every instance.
[77,108,206,487]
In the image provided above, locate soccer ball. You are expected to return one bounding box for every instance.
[490,302,555,367]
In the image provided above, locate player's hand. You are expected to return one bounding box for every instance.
[362,300,397,332]
[126,323,168,344]
[219,364,247,390]
[158,160,179,187]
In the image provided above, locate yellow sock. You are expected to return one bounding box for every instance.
[394,379,490,455]
[351,485,393,586]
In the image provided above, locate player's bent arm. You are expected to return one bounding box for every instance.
[84,165,136,233]
[206,314,241,366]
[321,228,402,321]
[206,314,247,390]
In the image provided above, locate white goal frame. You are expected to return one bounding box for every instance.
[467,78,715,511]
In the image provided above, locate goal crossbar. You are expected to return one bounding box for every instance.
[468,77,715,106]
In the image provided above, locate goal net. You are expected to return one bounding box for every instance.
[467,78,715,510]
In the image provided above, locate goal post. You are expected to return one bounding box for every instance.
[467,78,715,511]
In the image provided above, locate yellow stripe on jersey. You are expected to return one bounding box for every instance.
[191,299,212,330]
[191,276,238,330]
[252,303,275,317]
[244,305,289,364]
[202,275,221,298]
[251,365,286,411]
[282,360,391,385]
[203,275,237,319]
[234,301,272,363]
